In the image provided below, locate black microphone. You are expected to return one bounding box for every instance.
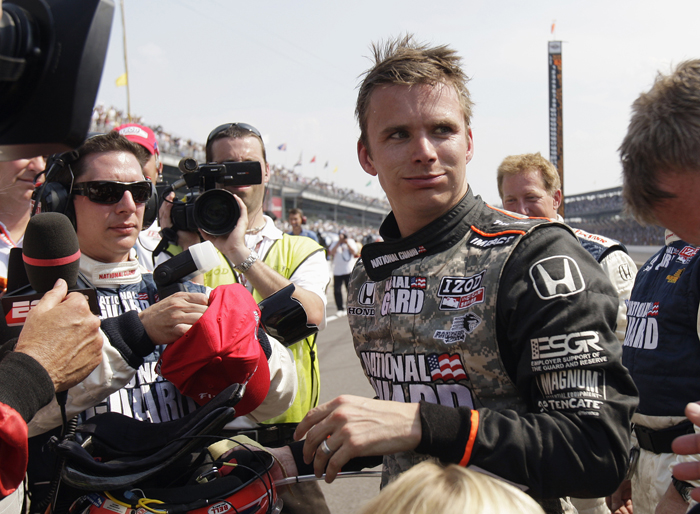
[23,212,81,293]
[1,213,99,327]
[16,213,86,408]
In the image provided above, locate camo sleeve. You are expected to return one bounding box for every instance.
[417,224,638,499]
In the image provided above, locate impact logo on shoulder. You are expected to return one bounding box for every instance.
[437,271,486,311]
[529,256,585,300]
[468,233,517,249]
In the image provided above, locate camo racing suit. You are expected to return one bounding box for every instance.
[347,189,638,508]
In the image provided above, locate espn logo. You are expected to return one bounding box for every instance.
[4,299,41,326]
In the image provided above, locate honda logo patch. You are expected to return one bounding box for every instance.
[529,255,585,300]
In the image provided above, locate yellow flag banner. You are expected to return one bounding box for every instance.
[116,73,128,87]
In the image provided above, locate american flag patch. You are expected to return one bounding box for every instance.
[648,302,659,316]
[427,353,467,381]
[138,293,149,301]
[410,277,426,289]
[418,245,427,254]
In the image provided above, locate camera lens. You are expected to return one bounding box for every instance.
[193,189,240,236]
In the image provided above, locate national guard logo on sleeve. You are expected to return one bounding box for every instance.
[529,256,585,300]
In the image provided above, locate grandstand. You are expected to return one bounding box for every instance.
[564,187,664,247]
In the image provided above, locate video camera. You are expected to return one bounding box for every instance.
[168,157,262,236]
[0,0,114,160]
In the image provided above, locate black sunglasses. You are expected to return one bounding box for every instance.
[206,123,262,147]
[72,181,153,205]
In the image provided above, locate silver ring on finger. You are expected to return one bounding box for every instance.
[320,439,333,456]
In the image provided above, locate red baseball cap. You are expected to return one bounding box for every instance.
[115,123,160,156]
[158,284,270,415]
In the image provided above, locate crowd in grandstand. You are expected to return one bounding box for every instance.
[270,165,391,209]
[561,189,666,246]
[92,104,206,161]
[569,218,665,247]
[565,191,625,217]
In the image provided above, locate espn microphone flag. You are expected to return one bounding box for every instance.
[23,213,81,293]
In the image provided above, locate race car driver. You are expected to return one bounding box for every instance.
[290,35,638,514]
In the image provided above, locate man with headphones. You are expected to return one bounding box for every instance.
[287,208,319,242]
[28,131,295,429]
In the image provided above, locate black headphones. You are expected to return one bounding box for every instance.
[33,150,158,229]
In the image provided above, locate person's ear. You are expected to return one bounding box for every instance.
[357,140,377,177]
[552,189,562,211]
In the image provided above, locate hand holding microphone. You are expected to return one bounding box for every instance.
[15,278,102,393]
[14,213,103,393]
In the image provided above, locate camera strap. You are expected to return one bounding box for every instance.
[152,228,179,262]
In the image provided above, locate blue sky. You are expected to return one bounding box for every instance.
[95,0,700,204]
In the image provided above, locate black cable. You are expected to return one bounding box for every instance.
[39,400,78,514]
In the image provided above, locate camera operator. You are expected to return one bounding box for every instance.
[159,123,330,514]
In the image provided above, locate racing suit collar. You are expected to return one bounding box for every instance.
[665,230,681,246]
[361,188,479,281]
[80,248,144,287]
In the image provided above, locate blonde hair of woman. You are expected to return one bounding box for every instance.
[357,461,545,514]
